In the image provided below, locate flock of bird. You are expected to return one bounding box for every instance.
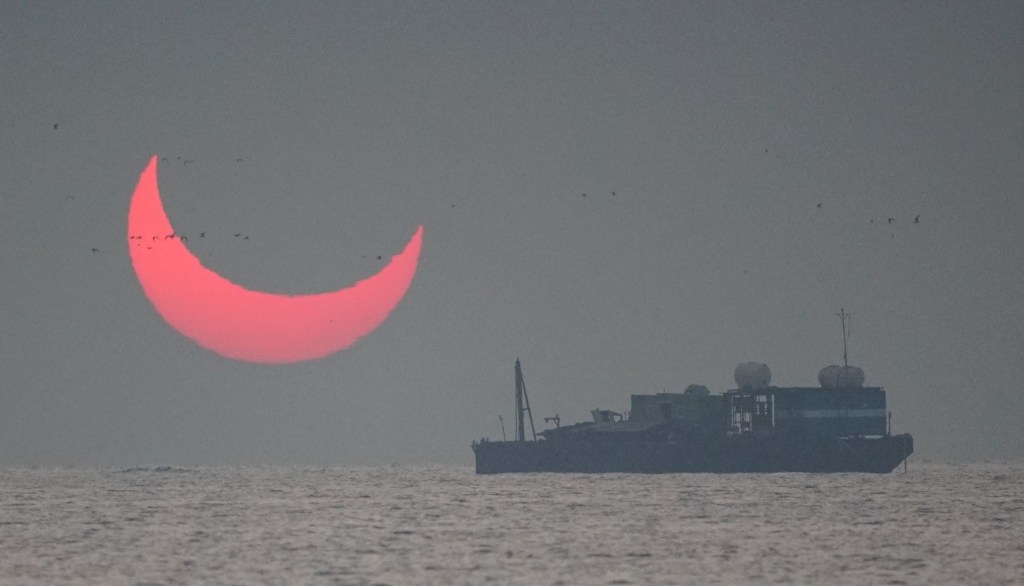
[85,154,247,254]
[815,202,922,240]
[119,231,250,252]
[58,131,922,253]
[118,231,390,261]
[94,197,925,253]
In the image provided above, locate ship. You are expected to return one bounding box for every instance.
[472,312,913,474]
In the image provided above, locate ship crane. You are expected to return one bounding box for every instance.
[514,358,537,441]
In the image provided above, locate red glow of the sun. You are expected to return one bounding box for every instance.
[127,156,422,363]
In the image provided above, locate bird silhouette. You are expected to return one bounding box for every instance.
[53,123,59,130]
[887,218,895,224]
[91,248,100,253]
[200,232,205,238]
[816,203,822,208]
[913,215,920,223]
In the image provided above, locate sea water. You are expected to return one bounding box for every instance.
[1,462,1021,585]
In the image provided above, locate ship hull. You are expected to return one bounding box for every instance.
[473,433,913,474]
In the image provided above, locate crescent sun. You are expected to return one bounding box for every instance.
[127,156,423,363]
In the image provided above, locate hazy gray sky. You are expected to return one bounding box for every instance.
[2,1,1021,466]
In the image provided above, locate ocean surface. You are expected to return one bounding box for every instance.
[1,462,1021,585]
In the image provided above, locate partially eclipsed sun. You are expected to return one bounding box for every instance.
[127,156,422,363]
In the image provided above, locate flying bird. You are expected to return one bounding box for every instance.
[53,123,59,130]
[913,215,920,223]
[91,248,100,253]
[200,231,205,238]
[816,203,822,208]
[887,218,895,224]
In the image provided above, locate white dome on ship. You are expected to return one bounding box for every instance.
[734,362,771,390]
[818,365,866,389]
[684,384,711,396]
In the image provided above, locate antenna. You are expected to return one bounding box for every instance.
[837,307,850,367]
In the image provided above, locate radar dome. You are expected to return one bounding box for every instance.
[684,384,711,396]
[817,365,866,389]
[734,362,771,390]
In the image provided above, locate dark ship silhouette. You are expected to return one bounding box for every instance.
[473,311,913,474]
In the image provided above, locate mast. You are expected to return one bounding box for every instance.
[837,307,850,367]
[514,358,537,441]
[835,308,851,431]
[515,360,524,441]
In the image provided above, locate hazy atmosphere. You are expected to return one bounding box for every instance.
[2,1,1021,467]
